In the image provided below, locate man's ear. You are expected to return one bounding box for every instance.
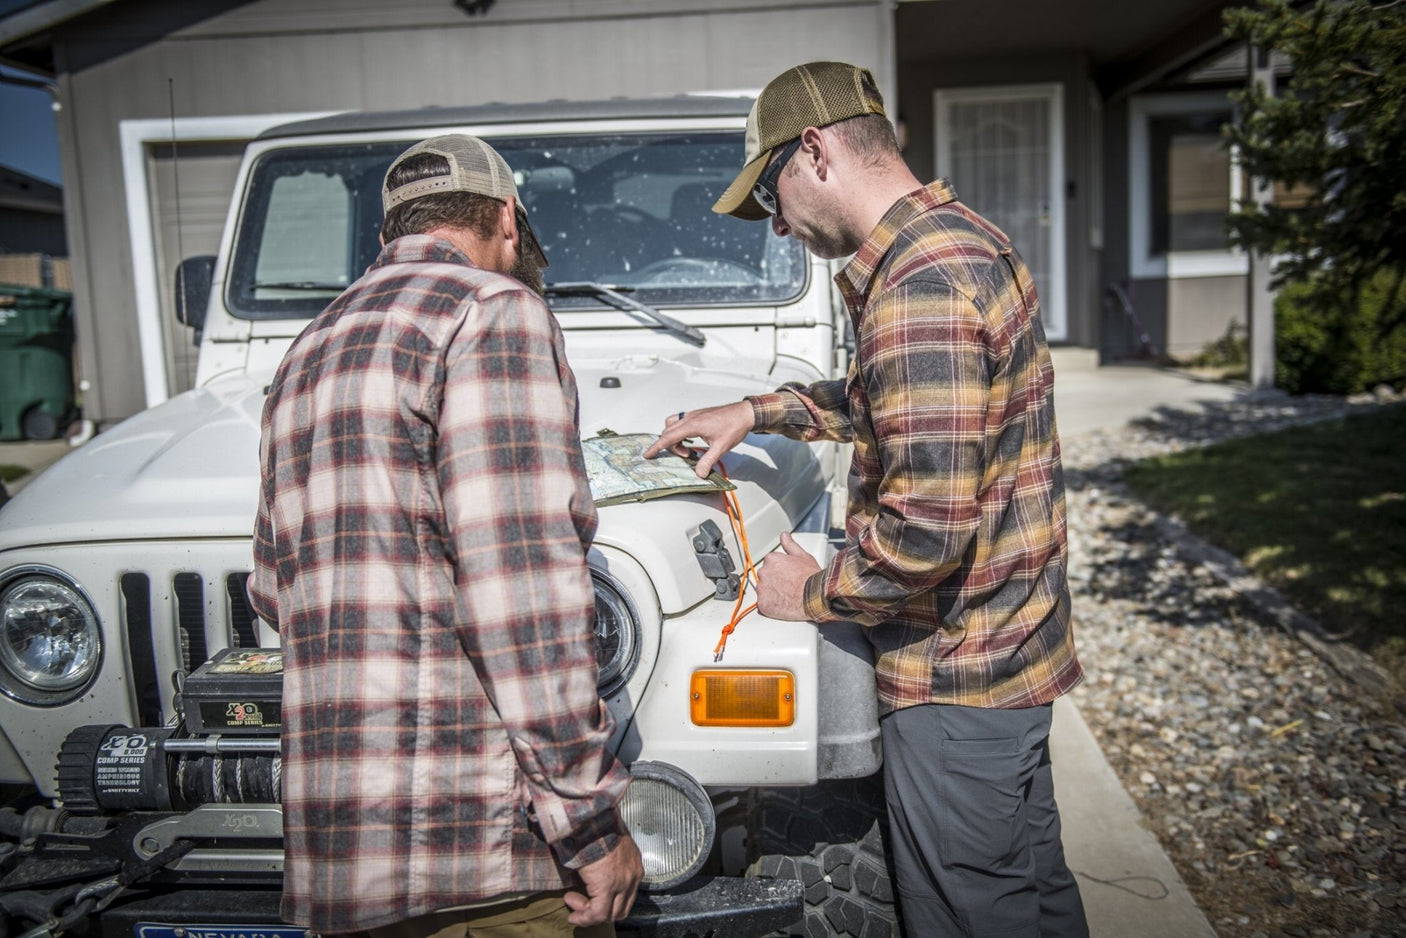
[800,126,829,180]
[501,196,521,252]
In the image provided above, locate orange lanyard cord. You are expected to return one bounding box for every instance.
[713,465,761,660]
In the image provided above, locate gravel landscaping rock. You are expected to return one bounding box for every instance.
[1062,384,1406,938]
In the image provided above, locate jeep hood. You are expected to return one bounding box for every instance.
[0,372,266,549]
[0,359,826,614]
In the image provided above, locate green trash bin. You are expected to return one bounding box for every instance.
[0,283,77,441]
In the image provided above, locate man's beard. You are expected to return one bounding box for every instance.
[509,243,546,297]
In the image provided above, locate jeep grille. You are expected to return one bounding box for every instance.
[120,571,259,725]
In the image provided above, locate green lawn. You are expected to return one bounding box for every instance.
[1123,402,1406,686]
[0,465,26,484]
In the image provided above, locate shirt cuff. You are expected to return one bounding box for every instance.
[802,569,833,623]
[551,805,630,870]
[746,392,791,432]
[508,729,632,870]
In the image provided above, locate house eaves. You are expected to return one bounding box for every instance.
[0,0,120,45]
[0,163,63,214]
[895,0,1244,101]
[0,0,120,72]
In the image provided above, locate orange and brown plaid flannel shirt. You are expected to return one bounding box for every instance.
[749,179,1083,713]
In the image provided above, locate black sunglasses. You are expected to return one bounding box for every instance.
[751,138,804,216]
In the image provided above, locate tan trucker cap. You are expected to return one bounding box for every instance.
[382,133,547,266]
[713,62,887,221]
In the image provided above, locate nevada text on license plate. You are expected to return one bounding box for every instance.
[136,926,307,938]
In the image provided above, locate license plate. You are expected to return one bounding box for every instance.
[136,926,307,938]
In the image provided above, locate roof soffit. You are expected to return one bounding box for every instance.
[895,0,1242,96]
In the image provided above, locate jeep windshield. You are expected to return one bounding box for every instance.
[226,132,807,320]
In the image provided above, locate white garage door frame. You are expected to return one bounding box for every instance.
[120,112,334,408]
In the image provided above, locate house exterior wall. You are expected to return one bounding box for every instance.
[895,63,1246,363]
[897,53,1100,347]
[47,0,893,423]
[0,207,66,257]
[1100,274,1246,362]
[1101,96,1145,360]
[1105,87,1248,363]
[1166,274,1244,358]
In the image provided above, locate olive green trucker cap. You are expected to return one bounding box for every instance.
[713,62,886,221]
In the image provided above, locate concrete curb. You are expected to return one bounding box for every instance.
[1052,696,1216,937]
[1152,514,1396,696]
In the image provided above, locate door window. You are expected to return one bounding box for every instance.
[934,85,1067,340]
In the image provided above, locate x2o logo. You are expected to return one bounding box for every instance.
[225,701,265,725]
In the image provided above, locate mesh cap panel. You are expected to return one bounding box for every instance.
[382,134,521,211]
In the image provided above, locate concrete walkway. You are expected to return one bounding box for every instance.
[0,436,69,496]
[1051,698,1216,937]
[1049,347,1242,937]
[1052,347,1243,437]
[0,352,1248,936]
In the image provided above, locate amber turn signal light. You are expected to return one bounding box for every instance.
[690,670,795,727]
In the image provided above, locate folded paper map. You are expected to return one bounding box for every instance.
[583,430,735,507]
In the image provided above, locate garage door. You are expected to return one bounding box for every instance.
[146,140,245,398]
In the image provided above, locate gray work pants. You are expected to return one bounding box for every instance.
[880,702,1089,938]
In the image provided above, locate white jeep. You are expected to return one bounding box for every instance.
[0,98,897,937]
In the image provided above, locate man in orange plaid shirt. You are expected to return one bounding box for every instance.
[649,63,1088,937]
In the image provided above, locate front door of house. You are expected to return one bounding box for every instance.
[934,84,1066,340]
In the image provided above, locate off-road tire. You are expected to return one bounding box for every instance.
[744,774,901,938]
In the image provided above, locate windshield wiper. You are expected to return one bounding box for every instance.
[250,281,347,291]
[545,281,706,348]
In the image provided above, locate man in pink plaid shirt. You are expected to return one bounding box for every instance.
[251,134,641,938]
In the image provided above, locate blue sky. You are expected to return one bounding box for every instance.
[0,64,62,184]
[0,0,64,184]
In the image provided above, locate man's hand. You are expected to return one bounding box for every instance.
[643,401,755,479]
[757,532,821,621]
[565,834,644,926]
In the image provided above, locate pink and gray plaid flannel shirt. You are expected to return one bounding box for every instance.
[250,235,629,933]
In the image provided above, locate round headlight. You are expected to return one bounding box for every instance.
[620,761,715,889]
[0,569,102,705]
[592,571,640,697]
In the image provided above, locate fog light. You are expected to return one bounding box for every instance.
[620,761,713,889]
[690,670,795,727]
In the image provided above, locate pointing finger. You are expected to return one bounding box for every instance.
[644,423,688,459]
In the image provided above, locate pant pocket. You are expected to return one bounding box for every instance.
[938,736,1025,871]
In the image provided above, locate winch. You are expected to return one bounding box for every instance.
[0,648,289,932]
[56,649,284,815]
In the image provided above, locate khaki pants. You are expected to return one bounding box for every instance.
[338,892,615,938]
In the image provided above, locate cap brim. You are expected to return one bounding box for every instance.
[712,150,773,221]
[515,207,549,268]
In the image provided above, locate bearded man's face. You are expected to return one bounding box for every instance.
[509,240,546,296]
